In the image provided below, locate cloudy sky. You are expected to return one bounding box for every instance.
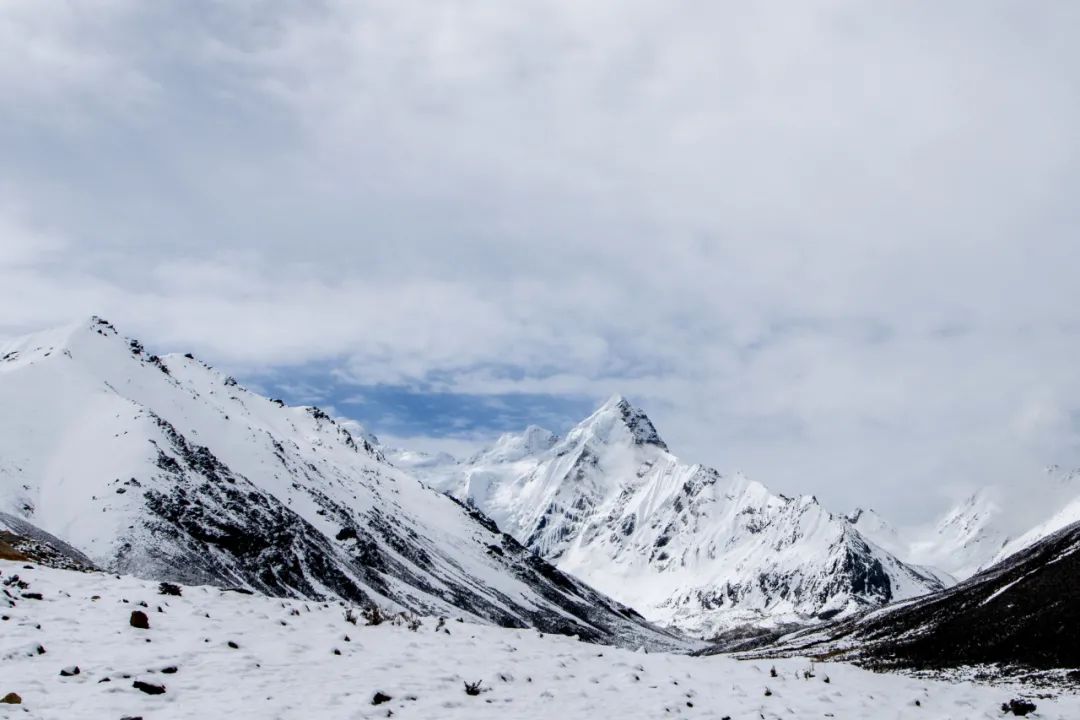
[3,1,1079,525]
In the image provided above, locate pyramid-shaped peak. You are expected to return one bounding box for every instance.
[574,394,668,452]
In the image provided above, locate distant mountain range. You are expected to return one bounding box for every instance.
[3,316,1078,670]
[848,464,1080,581]
[415,395,947,638]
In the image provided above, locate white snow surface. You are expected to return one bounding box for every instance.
[429,396,945,638]
[2,560,1073,719]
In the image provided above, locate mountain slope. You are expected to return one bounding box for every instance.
[0,318,685,650]
[752,518,1080,675]
[856,466,1080,582]
[431,396,945,638]
[903,490,1010,580]
[989,467,1080,567]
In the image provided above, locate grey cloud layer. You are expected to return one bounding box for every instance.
[2,0,1079,523]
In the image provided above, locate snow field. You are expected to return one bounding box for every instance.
[3,561,1075,719]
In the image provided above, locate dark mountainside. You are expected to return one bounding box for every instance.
[736,519,1080,677]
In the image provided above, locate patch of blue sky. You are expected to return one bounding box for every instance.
[243,362,596,441]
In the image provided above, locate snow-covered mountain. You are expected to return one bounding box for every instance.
[845,508,906,557]
[892,490,1009,581]
[857,466,1080,582]
[991,466,1080,566]
[429,395,946,638]
[0,318,685,650]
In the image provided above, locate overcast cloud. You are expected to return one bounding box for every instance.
[2,0,1079,526]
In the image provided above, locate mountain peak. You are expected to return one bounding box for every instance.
[571,395,668,452]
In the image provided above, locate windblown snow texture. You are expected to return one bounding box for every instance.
[428,396,945,637]
[0,318,684,651]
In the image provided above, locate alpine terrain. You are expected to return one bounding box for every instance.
[0,318,684,651]
[750,516,1080,680]
[425,396,947,639]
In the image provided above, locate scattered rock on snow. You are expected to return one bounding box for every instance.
[1002,698,1037,716]
[158,582,182,596]
[129,610,150,629]
[59,665,80,676]
[1,692,21,704]
[371,691,392,705]
[132,680,166,695]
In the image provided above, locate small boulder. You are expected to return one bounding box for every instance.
[1002,699,1037,716]
[130,610,150,629]
[158,582,182,597]
[160,666,178,674]
[59,666,80,677]
[227,641,239,649]
[372,691,392,705]
[133,680,166,695]
[1,693,21,704]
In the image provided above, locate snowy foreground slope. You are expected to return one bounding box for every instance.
[2,561,1073,720]
[428,397,945,638]
[0,318,681,650]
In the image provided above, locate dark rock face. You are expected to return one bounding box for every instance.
[613,398,669,451]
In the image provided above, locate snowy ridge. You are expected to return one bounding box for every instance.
[991,467,1080,566]
[0,318,685,650]
[430,396,945,638]
[905,490,1010,579]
